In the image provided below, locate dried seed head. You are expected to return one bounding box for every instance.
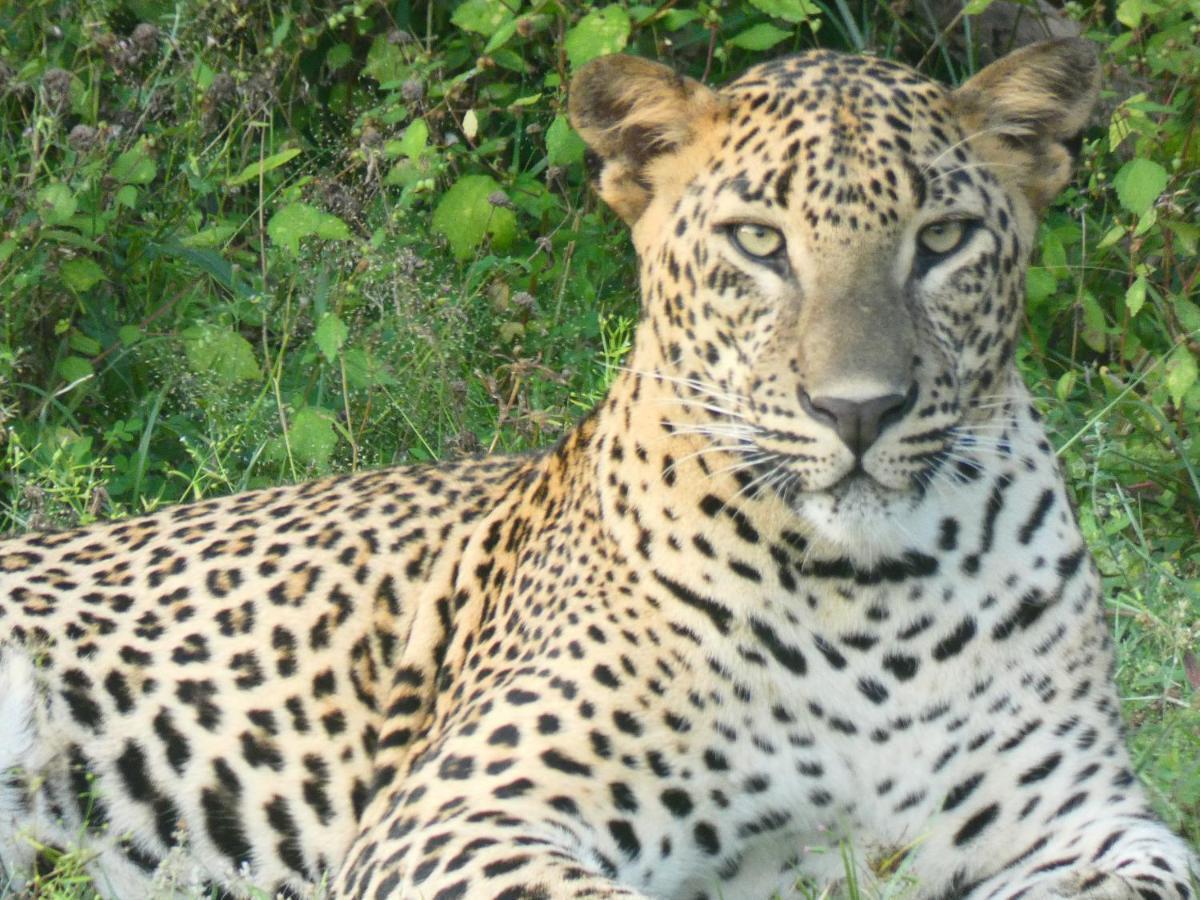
[488,190,515,210]
[206,72,237,105]
[68,124,99,151]
[131,23,159,51]
[129,23,161,64]
[41,67,72,114]
[401,78,424,103]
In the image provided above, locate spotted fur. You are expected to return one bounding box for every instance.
[2,41,1196,900]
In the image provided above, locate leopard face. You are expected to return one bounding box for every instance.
[571,45,1095,556]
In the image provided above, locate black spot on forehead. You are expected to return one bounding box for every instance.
[710,50,966,230]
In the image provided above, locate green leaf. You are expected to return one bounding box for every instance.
[1165,345,1197,408]
[964,0,998,13]
[398,119,429,160]
[326,42,353,72]
[57,355,93,383]
[60,258,106,292]
[564,6,631,69]
[546,116,585,167]
[182,325,262,383]
[1079,291,1108,353]
[180,224,238,248]
[267,203,352,255]
[69,331,102,355]
[111,142,157,185]
[1125,276,1147,318]
[1039,230,1068,279]
[1165,219,1200,255]
[1175,297,1200,335]
[37,183,77,226]
[227,148,301,187]
[1112,158,1169,216]
[1025,267,1057,307]
[729,23,793,51]
[747,0,819,23]
[288,407,337,467]
[432,175,518,260]
[118,325,143,346]
[114,185,139,209]
[452,0,516,34]
[343,348,395,389]
[483,16,522,53]
[363,34,407,86]
[314,312,348,362]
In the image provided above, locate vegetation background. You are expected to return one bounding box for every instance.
[0,0,1196,894]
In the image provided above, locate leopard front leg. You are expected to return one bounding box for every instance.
[966,814,1198,900]
[333,779,651,899]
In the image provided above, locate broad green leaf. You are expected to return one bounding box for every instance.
[182,325,262,383]
[1165,345,1197,408]
[546,116,585,167]
[112,142,157,185]
[1125,276,1147,318]
[1115,0,1160,28]
[326,42,353,72]
[1025,267,1056,307]
[288,407,337,467]
[1175,297,1200,335]
[314,312,348,362]
[363,34,406,86]
[397,119,429,160]
[484,16,522,53]
[747,0,819,23]
[343,348,395,389]
[565,6,631,69]
[37,183,77,226]
[268,203,352,255]
[57,356,93,383]
[69,331,102,355]
[432,175,517,260]
[114,185,139,209]
[661,10,702,29]
[60,258,106,292]
[452,0,516,34]
[1055,371,1076,402]
[180,224,238,248]
[227,148,301,186]
[729,23,793,51]
[1112,158,1168,216]
[1165,220,1200,255]
[1079,291,1108,353]
[1039,230,1067,278]
[118,325,143,345]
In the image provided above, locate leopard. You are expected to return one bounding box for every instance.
[2,37,1197,900]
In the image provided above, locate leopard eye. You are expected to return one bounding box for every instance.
[917,220,967,256]
[730,223,784,260]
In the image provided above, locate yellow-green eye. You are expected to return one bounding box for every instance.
[918,220,967,255]
[731,223,784,259]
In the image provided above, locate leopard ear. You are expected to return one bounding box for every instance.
[569,55,722,224]
[951,38,1100,212]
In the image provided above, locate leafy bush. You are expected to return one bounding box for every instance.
[0,0,1196,881]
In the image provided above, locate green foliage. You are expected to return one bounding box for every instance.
[0,0,1196,894]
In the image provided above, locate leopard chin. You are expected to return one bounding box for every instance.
[789,473,927,563]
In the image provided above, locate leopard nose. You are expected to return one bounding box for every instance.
[801,387,916,458]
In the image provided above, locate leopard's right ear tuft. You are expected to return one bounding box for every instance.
[568,55,722,224]
[952,38,1100,212]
